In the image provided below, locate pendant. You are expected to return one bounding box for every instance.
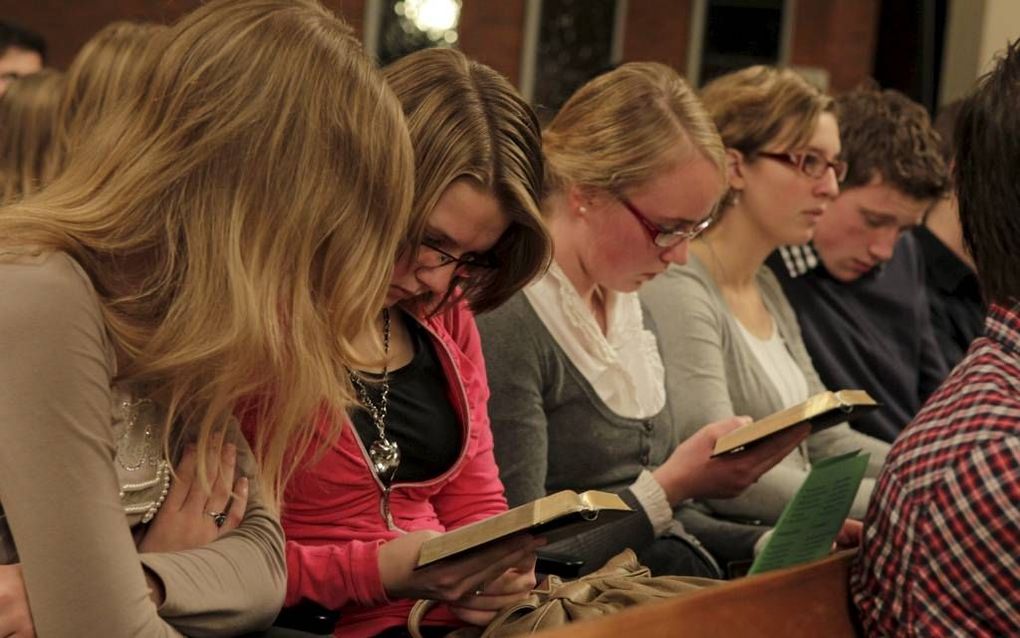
[369,436,401,485]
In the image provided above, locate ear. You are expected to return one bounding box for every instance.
[725,148,747,191]
[566,183,600,217]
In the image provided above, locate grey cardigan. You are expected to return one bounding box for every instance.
[640,255,889,524]
[477,292,765,572]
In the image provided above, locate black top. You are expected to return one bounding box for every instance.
[767,235,949,443]
[913,225,986,370]
[350,311,461,484]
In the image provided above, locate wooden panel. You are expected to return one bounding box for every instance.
[790,0,881,93]
[621,0,694,74]
[535,551,859,638]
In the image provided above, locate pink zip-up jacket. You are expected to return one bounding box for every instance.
[280,302,508,637]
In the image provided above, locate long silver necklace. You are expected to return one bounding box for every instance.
[348,308,401,485]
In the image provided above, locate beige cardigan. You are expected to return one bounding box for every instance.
[0,250,285,636]
[640,254,890,524]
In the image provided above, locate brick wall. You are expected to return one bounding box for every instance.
[5,0,882,94]
[3,0,365,70]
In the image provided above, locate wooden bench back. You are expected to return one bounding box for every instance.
[537,550,860,638]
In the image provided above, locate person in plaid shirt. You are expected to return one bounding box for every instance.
[851,39,1020,636]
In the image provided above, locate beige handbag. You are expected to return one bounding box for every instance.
[408,549,718,638]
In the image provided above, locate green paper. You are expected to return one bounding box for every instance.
[749,450,870,575]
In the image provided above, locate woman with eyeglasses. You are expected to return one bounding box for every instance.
[477,63,810,579]
[269,48,550,638]
[640,66,890,526]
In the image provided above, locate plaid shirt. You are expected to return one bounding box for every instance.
[851,302,1020,636]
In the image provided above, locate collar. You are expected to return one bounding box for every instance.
[985,302,1020,357]
[776,242,886,282]
[913,225,980,296]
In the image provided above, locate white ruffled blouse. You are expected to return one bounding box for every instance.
[524,262,667,420]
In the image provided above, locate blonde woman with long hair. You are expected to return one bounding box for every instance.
[641,66,889,526]
[0,1,413,636]
[478,63,811,578]
[49,20,165,177]
[0,69,62,203]
[263,47,550,637]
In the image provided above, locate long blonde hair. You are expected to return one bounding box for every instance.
[50,21,166,177]
[0,0,415,505]
[383,48,549,313]
[543,62,725,198]
[0,69,63,203]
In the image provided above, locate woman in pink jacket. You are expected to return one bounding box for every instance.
[273,48,551,637]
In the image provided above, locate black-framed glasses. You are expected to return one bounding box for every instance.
[418,240,498,279]
[618,198,715,248]
[756,151,849,182]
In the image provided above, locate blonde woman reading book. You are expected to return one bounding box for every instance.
[265,48,551,638]
[0,1,414,635]
[641,66,889,525]
[478,63,811,578]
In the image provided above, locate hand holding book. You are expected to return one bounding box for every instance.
[652,415,811,504]
[379,529,545,608]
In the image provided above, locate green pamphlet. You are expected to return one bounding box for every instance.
[749,450,870,575]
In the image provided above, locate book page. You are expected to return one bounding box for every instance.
[748,451,870,575]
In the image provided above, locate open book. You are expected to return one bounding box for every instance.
[712,390,878,457]
[416,490,633,568]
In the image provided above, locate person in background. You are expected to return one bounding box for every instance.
[50,21,165,179]
[0,69,63,203]
[0,0,415,635]
[852,39,1020,636]
[642,66,889,526]
[766,85,950,443]
[272,47,550,638]
[479,63,811,579]
[0,21,45,96]
[914,100,985,369]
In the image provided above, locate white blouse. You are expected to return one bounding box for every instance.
[524,262,667,419]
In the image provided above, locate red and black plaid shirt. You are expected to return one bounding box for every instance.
[851,302,1020,636]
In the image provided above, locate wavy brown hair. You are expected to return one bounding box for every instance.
[0,69,63,203]
[836,84,949,200]
[383,48,549,313]
[0,0,415,505]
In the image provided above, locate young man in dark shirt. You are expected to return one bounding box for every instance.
[767,86,950,443]
[915,100,985,369]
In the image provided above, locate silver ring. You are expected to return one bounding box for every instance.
[207,510,227,527]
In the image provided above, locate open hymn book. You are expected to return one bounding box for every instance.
[416,490,633,568]
[712,390,879,457]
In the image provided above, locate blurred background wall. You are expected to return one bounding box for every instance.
[4,0,1019,114]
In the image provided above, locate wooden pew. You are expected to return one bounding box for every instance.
[536,550,860,638]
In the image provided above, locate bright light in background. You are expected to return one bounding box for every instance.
[395,0,461,41]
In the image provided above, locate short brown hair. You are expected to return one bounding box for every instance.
[837,84,949,200]
[384,48,549,314]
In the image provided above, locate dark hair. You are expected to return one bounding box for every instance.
[954,39,1020,306]
[0,21,46,62]
[837,83,949,201]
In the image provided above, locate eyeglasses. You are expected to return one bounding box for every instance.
[618,198,715,247]
[417,239,497,279]
[757,151,849,183]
